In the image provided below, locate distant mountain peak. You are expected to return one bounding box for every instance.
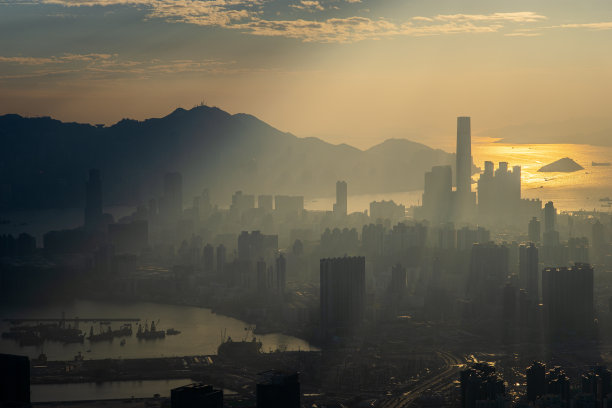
[538,157,584,172]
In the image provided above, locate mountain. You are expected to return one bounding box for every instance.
[538,157,584,173]
[0,106,457,209]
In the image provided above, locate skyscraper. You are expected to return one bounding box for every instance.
[334,180,347,216]
[84,169,102,231]
[528,217,541,243]
[320,256,365,337]
[456,117,472,195]
[543,201,560,248]
[542,263,594,334]
[422,165,452,223]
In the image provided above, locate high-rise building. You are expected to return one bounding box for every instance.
[320,256,365,337]
[456,116,472,195]
[528,217,541,243]
[162,172,183,221]
[256,371,300,408]
[544,201,556,233]
[542,263,594,334]
[202,244,214,273]
[543,201,560,250]
[237,231,278,262]
[84,169,103,231]
[519,243,539,302]
[477,161,521,218]
[276,253,286,294]
[526,362,546,403]
[216,244,226,275]
[274,195,304,217]
[171,383,223,408]
[390,263,407,292]
[467,243,509,312]
[422,165,453,223]
[334,181,347,216]
[455,117,476,220]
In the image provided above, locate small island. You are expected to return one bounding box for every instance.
[538,157,584,172]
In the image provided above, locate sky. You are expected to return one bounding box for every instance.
[1,0,612,150]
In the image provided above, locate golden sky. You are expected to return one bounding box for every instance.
[1,0,612,149]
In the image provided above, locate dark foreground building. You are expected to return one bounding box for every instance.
[256,371,300,408]
[171,383,223,408]
[0,354,30,405]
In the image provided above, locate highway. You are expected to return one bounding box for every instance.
[377,351,465,408]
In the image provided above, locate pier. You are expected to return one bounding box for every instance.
[4,318,140,324]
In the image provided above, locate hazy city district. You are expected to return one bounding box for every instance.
[3,115,612,408]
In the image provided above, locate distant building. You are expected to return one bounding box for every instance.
[477,161,521,219]
[320,256,365,337]
[171,383,223,408]
[107,220,148,254]
[390,263,407,292]
[369,200,405,222]
[256,371,300,408]
[274,195,304,217]
[84,169,103,231]
[334,180,347,216]
[276,253,286,294]
[528,217,541,243]
[202,244,214,273]
[230,191,255,218]
[456,226,490,251]
[258,195,273,212]
[467,243,509,313]
[161,172,183,221]
[519,243,539,302]
[542,263,594,334]
[0,354,30,405]
[421,165,453,224]
[216,244,226,275]
[543,201,559,247]
[237,231,278,262]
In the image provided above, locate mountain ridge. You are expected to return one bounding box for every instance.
[0,105,457,209]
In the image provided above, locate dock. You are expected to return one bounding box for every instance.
[4,317,140,324]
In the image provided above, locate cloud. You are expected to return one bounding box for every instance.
[290,0,324,12]
[5,1,552,43]
[0,53,238,81]
[429,12,547,24]
[553,22,612,30]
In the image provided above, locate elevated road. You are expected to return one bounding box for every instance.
[378,351,464,408]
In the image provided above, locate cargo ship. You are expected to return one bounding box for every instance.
[217,327,262,359]
[136,320,165,340]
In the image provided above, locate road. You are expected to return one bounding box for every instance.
[377,350,464,408]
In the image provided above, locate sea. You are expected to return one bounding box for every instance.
[305,141,612,214]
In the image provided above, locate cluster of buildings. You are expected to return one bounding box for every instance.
[461,361,612,408]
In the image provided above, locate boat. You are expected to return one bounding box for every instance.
[600,197,612,202]
[136,320,165,340]
[166,328,181,335]
[593,162,611,166]
[217,327,262,359]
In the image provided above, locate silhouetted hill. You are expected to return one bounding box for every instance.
[538,157,584,173]
[0,106,457,209]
